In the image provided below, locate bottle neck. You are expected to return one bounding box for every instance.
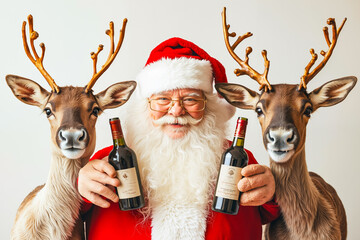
[232,117,247,148]
[113,138,126,147]
[109,119,126,147]
[232,137,245,147]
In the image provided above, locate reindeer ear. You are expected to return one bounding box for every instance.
[215,83,259,110]
[309,76,357,111]
[96,81,137,110]
[6,75,50,107]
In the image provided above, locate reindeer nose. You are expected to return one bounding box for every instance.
[267,128,296,146]
[57,128,88,148]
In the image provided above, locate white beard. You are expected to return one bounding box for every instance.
[123,91,232,240]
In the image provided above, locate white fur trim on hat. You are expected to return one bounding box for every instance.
[136,57,213,97]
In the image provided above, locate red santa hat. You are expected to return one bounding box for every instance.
[136,37,229,97]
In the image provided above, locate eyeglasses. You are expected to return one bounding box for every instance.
[148,97,207,113]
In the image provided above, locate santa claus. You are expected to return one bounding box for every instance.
[78,37,279,240]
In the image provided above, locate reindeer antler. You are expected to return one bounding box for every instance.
[85,18,128,93]
[22,15,60,93]
[299,18,347,91]
[222,7,272,92]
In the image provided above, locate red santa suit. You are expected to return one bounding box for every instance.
[81,146,279,240]
[80,37,280,239]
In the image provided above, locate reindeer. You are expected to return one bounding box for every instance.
[6,15,136,240]
[215,8,357,240]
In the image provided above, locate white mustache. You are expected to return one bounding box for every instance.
[153,115,202,126]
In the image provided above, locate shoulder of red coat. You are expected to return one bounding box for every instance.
[90,145,113,161]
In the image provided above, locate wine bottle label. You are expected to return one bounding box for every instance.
[215,165,242,200]
[116,168,141,199]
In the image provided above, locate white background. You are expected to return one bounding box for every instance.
[1,0,359,239]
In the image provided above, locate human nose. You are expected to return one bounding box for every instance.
[168,100,186,116]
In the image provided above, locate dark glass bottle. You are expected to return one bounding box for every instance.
[212,117,249,215]
[108,117,145,211]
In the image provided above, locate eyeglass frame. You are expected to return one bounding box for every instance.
[148,96,207,113]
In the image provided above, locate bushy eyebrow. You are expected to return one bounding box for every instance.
[185,92,202,98]
[152,91,203,98]
[151,92,171,97]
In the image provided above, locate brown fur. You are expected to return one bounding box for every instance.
[265,151,346,240]
[216,78,356,240]
[6,75,136,240]
[260,86,346,239]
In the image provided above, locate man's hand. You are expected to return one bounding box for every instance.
[238,164,275,206]
[78,158,120,208]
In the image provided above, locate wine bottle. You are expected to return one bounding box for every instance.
[108,117,145,211]
[212,117,249,215]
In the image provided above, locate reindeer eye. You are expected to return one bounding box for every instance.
[92,107,101,117]
[44,108,53,118]
[255,107,263,117]
[304,106,313,117]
